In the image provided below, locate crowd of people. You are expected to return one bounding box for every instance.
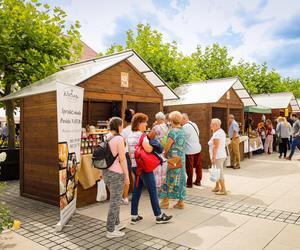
[251,113,300,160]
[101,109,243,239]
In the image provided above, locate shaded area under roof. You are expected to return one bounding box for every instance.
[0,50,178,102]
[164,77,255,107]
[253,92,300,112]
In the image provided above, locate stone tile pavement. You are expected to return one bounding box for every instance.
[3,153,300,249]
[0,181,189,250]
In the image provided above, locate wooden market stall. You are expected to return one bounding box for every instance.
[164,77,256,168]
[252,92,300,124]
[0,50,178,207]
[244,105,272,154]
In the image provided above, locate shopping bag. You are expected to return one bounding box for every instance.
[96,179,107,202]
[209,165,220,182]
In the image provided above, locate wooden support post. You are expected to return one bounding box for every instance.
[87,99,91,125]
[121,95,127,121]
[20,99,24,195]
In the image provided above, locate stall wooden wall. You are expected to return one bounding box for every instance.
[21,92,59,205]
[164,88,244,168]
[127,102,161,126]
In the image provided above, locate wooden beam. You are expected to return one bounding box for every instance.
[20,99,24,195]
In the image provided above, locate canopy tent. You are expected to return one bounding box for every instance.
[244,105,272,114]
[164,76,255,107]
[252,92,300,112]
[1,49,178,102]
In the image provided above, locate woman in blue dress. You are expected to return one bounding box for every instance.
[160,111,186,209]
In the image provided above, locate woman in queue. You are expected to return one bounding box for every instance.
[127,113,173,225]
[103,117,130,238]
[160,111,186,209]
[148,112,169,192]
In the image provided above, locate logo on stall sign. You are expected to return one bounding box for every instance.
[63,87,79,103]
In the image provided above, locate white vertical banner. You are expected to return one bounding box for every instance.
[56,82,84,231]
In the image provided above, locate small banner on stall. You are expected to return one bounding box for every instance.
[121,72,129,88]
[56,83,84,231]
[285,108,289,117]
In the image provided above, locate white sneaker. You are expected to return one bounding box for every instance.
[106,229,125,238]
[115,223,126,231]
[121,198,129,205]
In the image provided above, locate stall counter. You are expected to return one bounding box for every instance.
[79,154,101,189]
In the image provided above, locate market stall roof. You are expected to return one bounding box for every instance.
[296,99,300,112]
[0,50,178,101]
[244,105,272,114]
[252,92,300,112]
[164,77,255,107]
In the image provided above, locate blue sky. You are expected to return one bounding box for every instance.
[43,0,300,79]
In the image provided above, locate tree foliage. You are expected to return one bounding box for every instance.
[0,0,82,147]
[104,24,192,88]
[102,23,300,97]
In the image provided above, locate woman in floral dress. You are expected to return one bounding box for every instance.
[148,112,169,191]
[159,111,186,209]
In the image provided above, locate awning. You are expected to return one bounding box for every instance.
[244,105,272,114]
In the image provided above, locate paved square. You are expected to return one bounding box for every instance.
[2,153,300,249]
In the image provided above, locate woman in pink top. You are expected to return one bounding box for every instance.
[103,117,130,239]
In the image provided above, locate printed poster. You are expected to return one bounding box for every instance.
[56,83,84,231]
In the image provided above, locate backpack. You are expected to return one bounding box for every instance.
[92,135,120,170]
[135,134,160,187]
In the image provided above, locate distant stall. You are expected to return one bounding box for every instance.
[252,92,300,124]
[244,105,272,154]
[164,77,256,168]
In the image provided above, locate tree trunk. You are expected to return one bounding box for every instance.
[5,100,15,149]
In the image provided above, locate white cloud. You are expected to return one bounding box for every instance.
[53,0,300,78]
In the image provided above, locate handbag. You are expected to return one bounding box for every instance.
[209,165,220,182]
[167,155,182,169]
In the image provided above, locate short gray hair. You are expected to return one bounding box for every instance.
[211,118,222,126]
[155,112,166,121]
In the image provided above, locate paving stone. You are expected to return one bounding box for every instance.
[45,242,58,248]
[50,246,64,250]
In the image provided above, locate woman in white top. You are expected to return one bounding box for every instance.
[208,118,227,195]
[120,109,135,204]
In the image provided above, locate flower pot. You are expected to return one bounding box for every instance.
[0,148,20,181]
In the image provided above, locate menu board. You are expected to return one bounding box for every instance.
[56,83,84,231]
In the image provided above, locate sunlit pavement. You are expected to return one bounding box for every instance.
[2,152,300,249]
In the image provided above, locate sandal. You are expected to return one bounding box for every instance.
[159,202,169,209]
[212,187,220,192]
[173,202,184,209]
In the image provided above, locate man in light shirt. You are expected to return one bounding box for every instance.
[228,114,240,169]
[182,113,202,188]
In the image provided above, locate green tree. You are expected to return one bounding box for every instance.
[103,23,191,88]
[190,44,234,80]
[0,0,82,148]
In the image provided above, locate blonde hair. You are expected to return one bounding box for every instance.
[278,116,289,128]
[169,111,183,125]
